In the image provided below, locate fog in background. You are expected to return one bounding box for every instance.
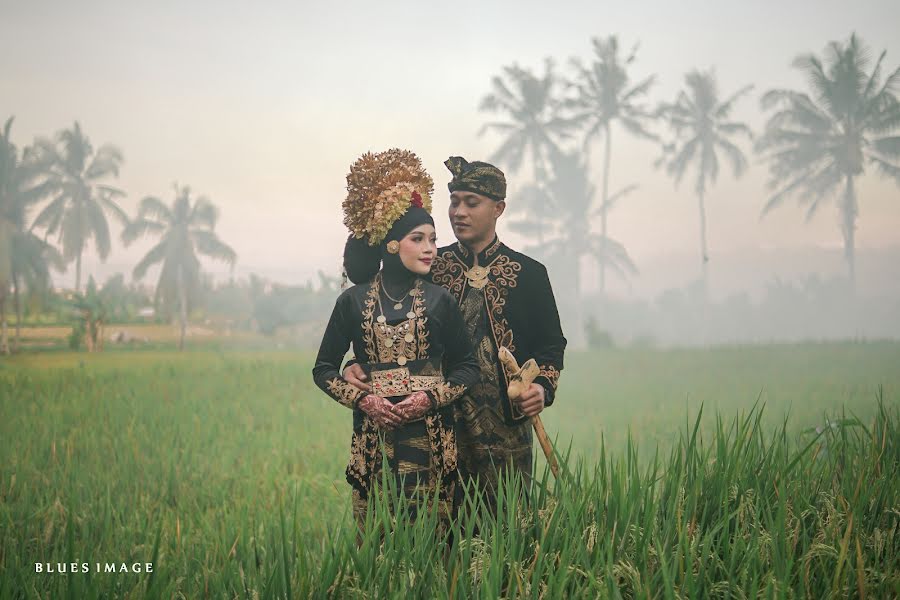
[2,0,899,347]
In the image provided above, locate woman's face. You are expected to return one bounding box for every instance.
[398,224,437,275]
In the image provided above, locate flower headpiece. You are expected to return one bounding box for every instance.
[343,148,434,246]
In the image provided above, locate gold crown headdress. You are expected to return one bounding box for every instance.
[343,148,434,246]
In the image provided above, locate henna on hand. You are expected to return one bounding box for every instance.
[357,394,402,429]
[392,391,433,422]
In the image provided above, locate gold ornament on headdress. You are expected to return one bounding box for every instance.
[343,148,435,246]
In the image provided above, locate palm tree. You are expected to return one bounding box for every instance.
[122,184,237,350]
[503,181,558,250]
[10,229,64,351]
[479,57,572,181]
[540,152,637,345]
[656,69,754,296]
[565,35,657,294]
[479,59,574,246]
[30,121,126,293]
[0,117,63,353]
[756,33,900,287]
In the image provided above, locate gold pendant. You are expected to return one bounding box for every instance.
[393,302,403,310]
[404,333,414,343]
[376,315,386,324]
[397,356,407,366]
[406,311,416,320]
[466,265,489,289]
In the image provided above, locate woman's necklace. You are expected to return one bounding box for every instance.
[380,277,414,310]
[374,273,421,366]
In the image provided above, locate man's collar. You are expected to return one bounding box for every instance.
[455,234,502,265]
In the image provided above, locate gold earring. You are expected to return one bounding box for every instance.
[386,240,400,254]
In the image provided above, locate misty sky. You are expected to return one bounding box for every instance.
[2,0,898,297]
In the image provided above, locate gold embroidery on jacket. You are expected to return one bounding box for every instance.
[367,276,427,363]
[431,251,467,299]
[538,365,561,390]
[434,381,467,408]
[483,254,521,355]
[327,377,364,408]
[361,281,379,363]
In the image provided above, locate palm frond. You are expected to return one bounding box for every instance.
[85,144,124,179]
[121,218,166,245]
[189,197,219,230]
[191,229,236,265]
[86,197,111,260]
[133,240,168,281]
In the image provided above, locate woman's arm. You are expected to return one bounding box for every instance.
[313,294,403,428]
[311,294,368,409]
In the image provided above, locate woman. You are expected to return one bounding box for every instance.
[312,149,478,532]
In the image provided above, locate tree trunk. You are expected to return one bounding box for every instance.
[573,252,585,349]
[698,189,709,299]
[177,266,187,351]
[83,315,94,353]
[12,272,21,352]
[842,175,857,291]
[535,154,547,246]
[0,291,8,355]
[75,250,82,295]
[599,124,612,295]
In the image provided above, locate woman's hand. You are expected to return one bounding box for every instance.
[391,391,433,422]
[357,394,403,429]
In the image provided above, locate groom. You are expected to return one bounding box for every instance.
[345,156,567,512]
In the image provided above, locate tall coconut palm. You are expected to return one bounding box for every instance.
[540,151,637,344]
[0,117,62,353]
[479,58,572,244]
[656,69,754,296]
[122,184,237,350]
[479,57,572,179]
[504,181,557,250]
[30,121,126,293]
[757,33,900,287]
[565,35,657,294]
[10,228,64,351]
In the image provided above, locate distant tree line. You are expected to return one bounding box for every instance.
[478,32,900,311]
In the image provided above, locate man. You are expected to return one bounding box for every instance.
[344,155,566,513]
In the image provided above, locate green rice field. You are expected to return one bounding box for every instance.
[1,342,898,598]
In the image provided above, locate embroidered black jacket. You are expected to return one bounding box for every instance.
[429,235,567,422]
[312,276,479,499]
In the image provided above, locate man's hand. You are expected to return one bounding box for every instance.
[392,391,432,422]
[357,394,402,429]
[343,363,371,393]
[514,383,545,418]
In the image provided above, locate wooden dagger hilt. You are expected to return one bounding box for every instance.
[498,346,560,478]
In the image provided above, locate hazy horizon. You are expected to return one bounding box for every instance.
[2,0,899,302]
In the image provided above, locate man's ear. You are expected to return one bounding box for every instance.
[494,200,506,219]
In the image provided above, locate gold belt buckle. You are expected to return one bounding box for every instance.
[371,367,410,397]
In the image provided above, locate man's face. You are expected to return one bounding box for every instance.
[449,191,505,246]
